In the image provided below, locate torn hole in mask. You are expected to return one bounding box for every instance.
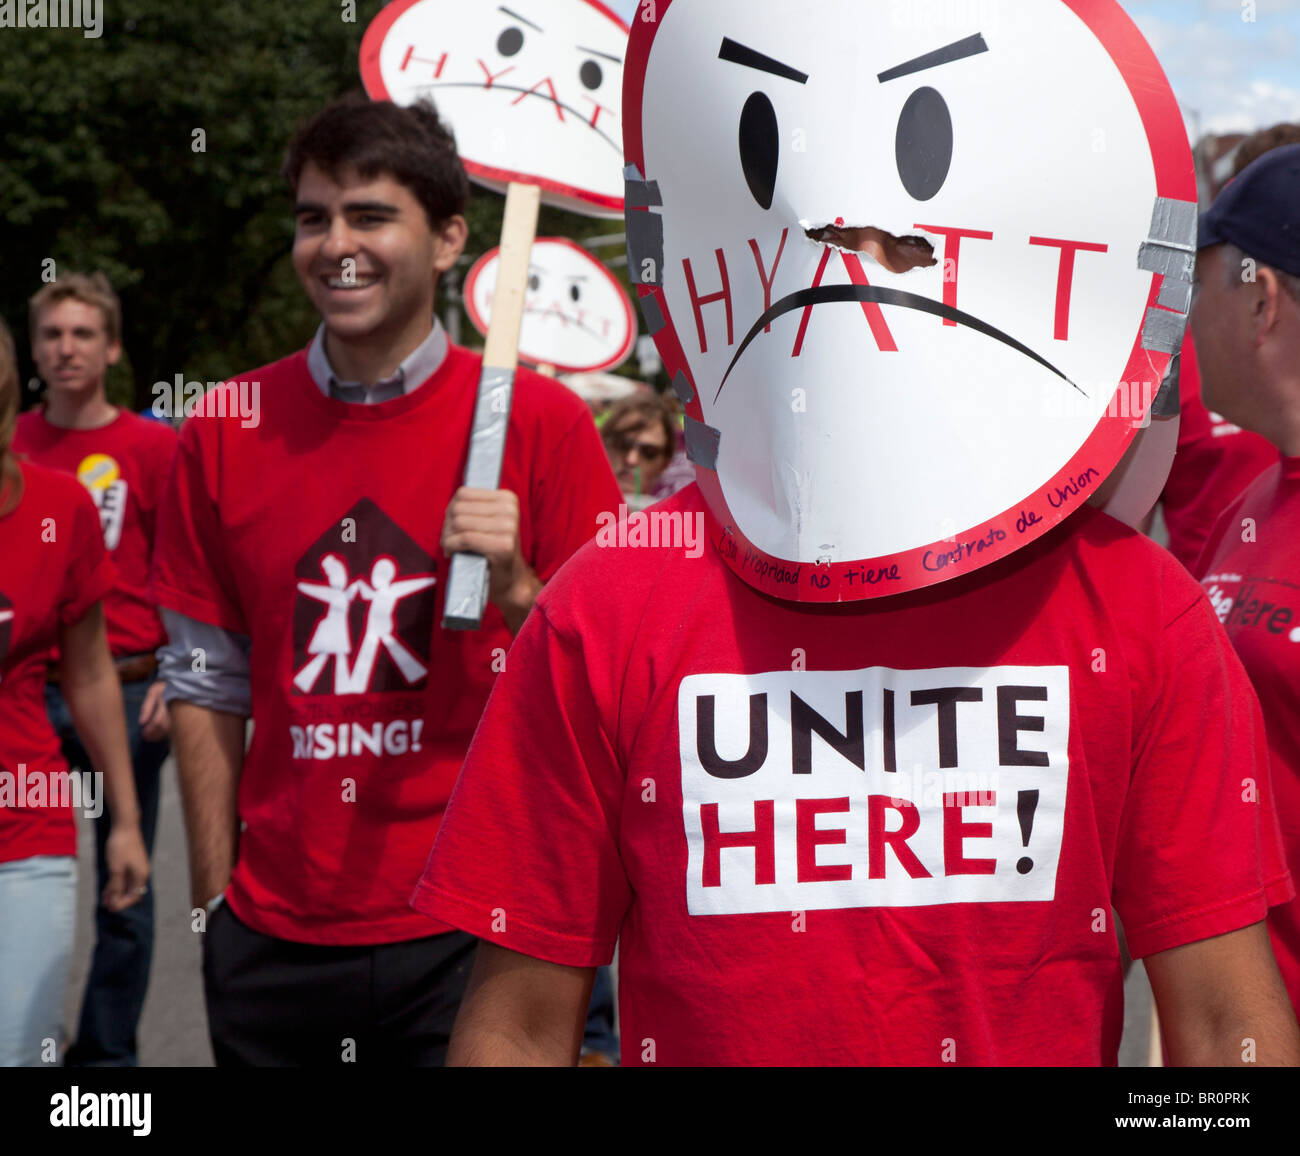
[802,220,937,274]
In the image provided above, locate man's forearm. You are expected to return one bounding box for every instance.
[171,701,246,908]
[1160,980,1300,1065]
[62,667,139,828]
[447,942,592,1066]
[495,565,544,635]
[447,1016,576,1066]
[1148,923,1300,1065]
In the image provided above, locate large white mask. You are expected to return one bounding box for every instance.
[624,0,1196,600]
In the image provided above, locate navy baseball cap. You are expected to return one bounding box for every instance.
[1198,142,1300,276]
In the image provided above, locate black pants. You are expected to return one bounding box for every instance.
[203,902,476,1066]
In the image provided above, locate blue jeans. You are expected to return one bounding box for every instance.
[45,676,168,1067]
[583,965,619,1059]
[0,856,78,1066]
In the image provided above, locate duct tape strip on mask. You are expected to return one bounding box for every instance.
[685,415,721,470]
[1138,197,1198,352]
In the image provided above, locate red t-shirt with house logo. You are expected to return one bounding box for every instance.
[151,344,621,944]
[414,486,1291,1065]
[1196,457,1300,1014]
[1,460,116,864]
[14,408,176,657]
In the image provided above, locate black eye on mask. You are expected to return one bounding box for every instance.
[739,91,779,211]
[580,59,603,90]
[498,26,524,57]
[570,283,582,303]
[528,273,541,291]
[895,86,953,201]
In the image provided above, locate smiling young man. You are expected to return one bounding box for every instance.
[13,274,175,1067]
[150,94,620,1066]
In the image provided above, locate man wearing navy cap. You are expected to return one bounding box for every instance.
[1193,142,1300,1016]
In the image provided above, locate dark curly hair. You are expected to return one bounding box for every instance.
[283,91,470,228]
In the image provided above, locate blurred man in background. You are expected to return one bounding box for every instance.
[13,273,175,1067]
[1159,123,1300,570]
[1192,143,1300,1016]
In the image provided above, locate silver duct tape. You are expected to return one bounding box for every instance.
[443,554,491,631]
[1137,241,1196,281]
[1157,276,1194,313]
[1139,197,1199,320]
[1141,307,1188,355]
[623,163,644,181]
[1148,197,1199,247]
[625,179,663,208]
[639,292,667,336]
[443,366,516,630]
[626,210,665,286]
[685,415,721,470]
[1152,358,1181,418]
[672,370,695,405]
[462,368,515,489]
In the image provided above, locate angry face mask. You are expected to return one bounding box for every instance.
[362,0,630,215]
[466,236,638,372]
[624,0,1196,600]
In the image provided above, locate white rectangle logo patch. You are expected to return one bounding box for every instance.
[679,666,1070,915]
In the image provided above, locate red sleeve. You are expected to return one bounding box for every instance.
[59,482,116,624]
[528,406,623,583]
[412,599,629,966]
[150,419,248,633]
[1114,594,1294,959]
[1191,492,1249,580]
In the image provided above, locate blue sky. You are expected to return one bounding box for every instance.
[609,0,1300,136]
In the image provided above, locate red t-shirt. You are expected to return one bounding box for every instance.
[1,460,116,864]
[1196,458,1300,1013]
[414,486,1292,1066]
[151,344,622,944]
[1160,337,1276,571]
[13,408,176,657]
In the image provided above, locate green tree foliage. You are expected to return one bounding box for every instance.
[0,0,637,410]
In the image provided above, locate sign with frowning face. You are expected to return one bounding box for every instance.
[465,237,637,372]
[361,0,629,216]
[624,0,1196,601]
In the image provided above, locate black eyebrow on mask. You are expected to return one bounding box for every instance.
[719,37,809,84]
[877,33,988,82]
[578,45,622,64]
[499,5,542,33]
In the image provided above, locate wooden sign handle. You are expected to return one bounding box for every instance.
[442,182,542,631]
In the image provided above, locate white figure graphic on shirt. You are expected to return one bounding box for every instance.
[294,555,363,694]
[342,558,437,693]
